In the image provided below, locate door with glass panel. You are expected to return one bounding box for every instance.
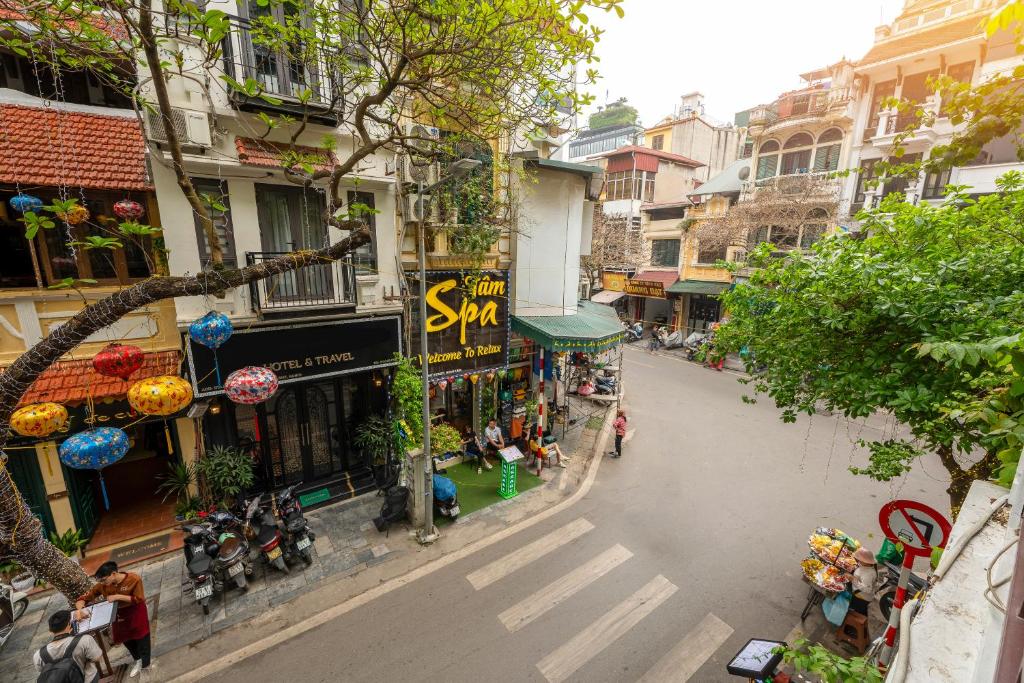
[264,381,345,486]
[255,185,330,303]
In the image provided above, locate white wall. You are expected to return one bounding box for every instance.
[514,168,587,316]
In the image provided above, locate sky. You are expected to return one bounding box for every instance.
[585,0,907,127]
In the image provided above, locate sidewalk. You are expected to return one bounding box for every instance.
[0,409,610,683]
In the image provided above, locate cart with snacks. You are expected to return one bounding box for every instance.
[799,527,861,620]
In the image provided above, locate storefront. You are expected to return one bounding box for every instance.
[666,280,731,335]
[624,270,679,330]
[188,315,402,506]
[406,270,511,433]
[590,271,629,317]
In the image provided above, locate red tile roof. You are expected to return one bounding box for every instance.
[11,351,181,406]
[630,270,679,286]
[858,15,986,68]
[597,145,704,168]
[235,137,338,173]
[0,105,150,191]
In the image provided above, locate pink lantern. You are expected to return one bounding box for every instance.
[224,366,279,404]
[113,199,145,221]
[438,379,448,390]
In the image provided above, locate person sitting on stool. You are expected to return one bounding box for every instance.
[849,547,878,615]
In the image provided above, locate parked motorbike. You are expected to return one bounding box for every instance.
[877,561,929,621]
[624,321,643,343]
[180,522,218,615]
[432,474,460,520]
[682,332,707,361]
[207,510,253,591]
[0,579,29,650]
[594,373,618,395]
[242,497,289,574]
[275,486,316,566]
[663,329,684,350]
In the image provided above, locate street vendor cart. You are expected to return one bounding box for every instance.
[799,527,861,621]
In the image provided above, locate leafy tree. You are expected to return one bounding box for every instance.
[717,177,1024,511]
[588,97,639,129]
[0,0,623,600]
[777,638,883,683]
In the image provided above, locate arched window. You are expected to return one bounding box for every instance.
[813,128,843,173]
[781,132,813,175]
[756,140,780,180]
[817,128,843,144]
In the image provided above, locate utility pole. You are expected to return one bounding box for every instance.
[415,157,482,545]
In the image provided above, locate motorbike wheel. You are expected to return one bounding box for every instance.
[201,599,210,616]
[301,549,313,566]
[12,597,27,621]
[879,590,895,622]
[272,556,290,574]
[234,573,249,592]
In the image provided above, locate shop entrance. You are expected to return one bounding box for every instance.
[686,294,721,334]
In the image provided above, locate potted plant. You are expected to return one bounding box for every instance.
[196,444,255,508]
[10,564,34,592]
[430,423,463,459]
[49,528,88,564]
[157,460,196,503]
[174,495,203,522]
[354,415,397,484]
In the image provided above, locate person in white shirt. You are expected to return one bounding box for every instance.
[484,419,504,458]
[34,609,103,683]
[849,547,878,616]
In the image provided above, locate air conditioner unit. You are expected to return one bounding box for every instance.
[146,108,213,149]
[403,193,434,223]
[401,123,440,184]
[727,248,748,263]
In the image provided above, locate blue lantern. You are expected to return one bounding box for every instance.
[9,194,43,214]
[189,311,233,385]
[59,427,130,510]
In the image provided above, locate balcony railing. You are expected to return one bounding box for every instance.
[246,252,356,315]
[222,17,339,121]
[748,88,851,128]
[740,172,842,201]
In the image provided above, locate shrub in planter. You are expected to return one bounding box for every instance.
[49,528,88,562]
[197,444,255,507]
[430,423,463,457]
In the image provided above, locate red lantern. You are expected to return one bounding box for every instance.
[462,373,471,381]
[92,343,144,381]
[113,199,145,221]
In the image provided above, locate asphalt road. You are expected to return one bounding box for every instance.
[217,346,950,683]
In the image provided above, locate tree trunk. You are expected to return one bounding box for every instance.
[0,229,367,602]
[938,446,998,516]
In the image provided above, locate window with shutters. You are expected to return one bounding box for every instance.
[881,152,921,197]
[813,143,841,172]
[780,133,814,175]
[696,244,727,264]
[346,190,376,273]
[852,159,877,211]
[192,178,236,268]
[921,168,951,199]
[755,140,780,180]
[651,134,664,151]
[650,239,680,267]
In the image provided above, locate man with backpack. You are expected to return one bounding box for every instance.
[33,609,102,683]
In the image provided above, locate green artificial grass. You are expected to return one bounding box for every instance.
[435,459,543,525]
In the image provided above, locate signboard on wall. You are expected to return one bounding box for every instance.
[186,316,402,397]
[406,270,510,378]
[602,272,627,292]
[624,279,666,298]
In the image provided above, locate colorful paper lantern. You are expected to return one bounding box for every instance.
[92,342,145,381]
[11,403,68,438]
[470,374,480,384]
[59,427,130,509]
[462,373,471,381]
[113,199,145,221]
[128,375,194,416]
[224,366,279,405]
[56,204,90,225]
[9,194,42,214]
[437,379,448,390]
[189,311,233,350]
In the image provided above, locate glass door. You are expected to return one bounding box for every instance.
[255,185,330,303]
[265,387,304,485]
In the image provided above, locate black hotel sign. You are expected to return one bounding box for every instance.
[186,316,402,397]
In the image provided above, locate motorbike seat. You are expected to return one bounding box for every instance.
[187,556,212,576]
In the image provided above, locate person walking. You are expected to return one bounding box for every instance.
[33,609,103,683]
[75,562,151,678]
[609,409,627,458]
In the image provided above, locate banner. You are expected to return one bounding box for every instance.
[407,270,510,378]
[624,279,666,298]
[186,316,402,397]
[602,272,627,292]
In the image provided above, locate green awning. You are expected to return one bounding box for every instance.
[666,279,731,295]
[512,303,624,353]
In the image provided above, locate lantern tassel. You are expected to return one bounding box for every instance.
[98,471,111,510]
[214,349,222,386]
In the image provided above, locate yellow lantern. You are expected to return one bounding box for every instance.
[469,374,480,384]
[11,402,68,438]
[56,204,90,225]
[127,375,193,416]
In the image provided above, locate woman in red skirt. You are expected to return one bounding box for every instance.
[75,561,151,678]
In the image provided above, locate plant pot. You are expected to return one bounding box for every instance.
[12,572,35,592]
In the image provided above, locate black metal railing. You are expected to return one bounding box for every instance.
[222,17,336,109]
[246,252,356,314]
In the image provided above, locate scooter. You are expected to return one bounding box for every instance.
[242,497,289,574]
[432,474,460,520]
[663,329,684,350]
[207,510,253,591]
[275,486,316,566]
[180,522,218,615]
[624,321,643,343]
[0,579,29,650]
[594,374,618,395]
[682,332,707,361]
[877,561,929,621]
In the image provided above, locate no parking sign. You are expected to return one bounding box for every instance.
[879,499,952,557]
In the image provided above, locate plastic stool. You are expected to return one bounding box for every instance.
[835,611,870,653]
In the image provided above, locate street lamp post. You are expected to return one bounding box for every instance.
[416,157,482,544]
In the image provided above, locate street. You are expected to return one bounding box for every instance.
[202,346,950,682]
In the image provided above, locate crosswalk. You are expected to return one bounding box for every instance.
[466,516,737,682]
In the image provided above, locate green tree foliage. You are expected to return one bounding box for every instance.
[777,638,883,683]
[717,176,1024,510]
[588,97,639,129]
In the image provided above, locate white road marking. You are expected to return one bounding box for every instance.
[637,612,734,682]
[466,517,594,590]
[498,544,633,633]
[536,575,678,683]
[167,414,615,683]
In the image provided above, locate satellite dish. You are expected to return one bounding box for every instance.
[737,165,750,181]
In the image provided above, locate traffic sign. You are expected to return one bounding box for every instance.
[879,499,951,558]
